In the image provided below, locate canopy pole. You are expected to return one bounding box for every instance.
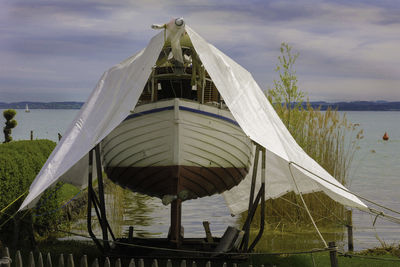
[87,144,114,252]
[288,163,328,248]
[248,146,266,252]
[241,143,266,252]
[95,144,110,250]
[87,148,103,252]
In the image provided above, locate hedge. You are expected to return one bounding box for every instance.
[0,139,63,246]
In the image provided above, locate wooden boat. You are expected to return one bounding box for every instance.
[100,42,252,247]
[102,98,252,201]
[101,44,252,202]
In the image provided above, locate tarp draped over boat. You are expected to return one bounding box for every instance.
[19,24,368,213]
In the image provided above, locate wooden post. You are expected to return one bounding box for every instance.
[152,259,159,267]
[205,261,211,267]
[46,253,52,267]
[67,254,75,267]
[129,226,134,242]
[203,221,213,243]
[58,254,64,267]
[115,258,122,267]
[1,247,11,267]
[138,259,145,267]
[166,259,172,267]
[80,255,88,267]
[180,260,186,267]
[104,257,110,267]
[346,210,354,252]
[91,258,99,267]
[28,251,35,267]
[329,242,338,267]
[170,199,182,246]
[37,252,43,267]
[128,259,136,267]
[15,250,23,267]
[30,130,33,140]
[192,261,197,267]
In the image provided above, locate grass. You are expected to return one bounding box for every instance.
[58,183,80,202]
[247,252,400,267]
[5,240,400,267]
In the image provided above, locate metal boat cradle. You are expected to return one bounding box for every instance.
[85,36,267,258]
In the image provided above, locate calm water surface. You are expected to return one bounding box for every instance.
[1,109,399,251]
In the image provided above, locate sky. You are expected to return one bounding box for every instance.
[1,0,400,102]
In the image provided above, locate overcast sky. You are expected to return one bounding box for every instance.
[1,0,400,102]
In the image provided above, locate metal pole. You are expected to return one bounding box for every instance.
[241,144,261,250]
[94,144,110,250]
[87,149,103,251]
[248,145,261,211]
[248,147,266,251]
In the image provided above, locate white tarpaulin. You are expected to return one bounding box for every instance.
[19,23,367,213]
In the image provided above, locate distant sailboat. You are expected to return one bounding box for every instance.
[25,104,30,113]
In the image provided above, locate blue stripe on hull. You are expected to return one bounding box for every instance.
[125,105,239,126]
[124,106,174,121]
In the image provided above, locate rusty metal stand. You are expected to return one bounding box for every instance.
[240,143,266,252]
[87,144,115,253]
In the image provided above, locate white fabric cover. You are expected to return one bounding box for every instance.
[19,32,165,209]
[19,24,367,213]
[185,27,367,213]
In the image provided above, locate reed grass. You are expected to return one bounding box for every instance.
[255,103,363,229]
[243,105,364,231]
[243,43,364,231]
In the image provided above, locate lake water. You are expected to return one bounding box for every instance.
[1,109,399,252]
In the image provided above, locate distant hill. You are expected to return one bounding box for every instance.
[0,101,84,109]
[305,101,400,111]
[0,100,400,111]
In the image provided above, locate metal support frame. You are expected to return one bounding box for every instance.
[87,144,115,253]
[240,143,266,252]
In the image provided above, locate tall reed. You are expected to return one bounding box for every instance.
[244,43,363,230]
[259,104,363,229]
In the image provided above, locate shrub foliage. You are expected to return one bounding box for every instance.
[0,139,63,247]
[3,109,17,143]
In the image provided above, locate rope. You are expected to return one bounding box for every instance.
[0,190,28,214]
[339,251,400,262]
[0,209,30,229]
[55,228,333,256]
[288,161,400,217]
[33,190,82,217]
[288,162,328,248]
[33,183,65,210]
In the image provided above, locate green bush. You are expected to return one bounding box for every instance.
[0,139,64,246]
[3,109,17,143]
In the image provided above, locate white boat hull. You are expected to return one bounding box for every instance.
[101,98,252,200]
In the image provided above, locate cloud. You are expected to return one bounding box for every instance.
[1,0,399,102]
